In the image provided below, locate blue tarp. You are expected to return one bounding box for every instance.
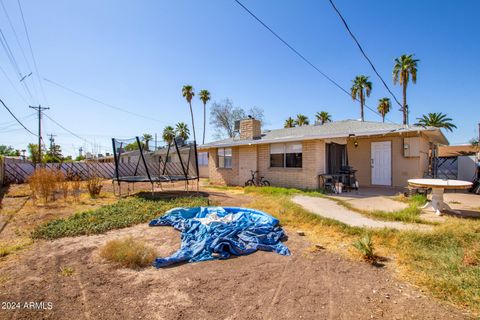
[149,207,290,268]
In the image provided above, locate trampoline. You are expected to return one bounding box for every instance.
[111,136,199,196]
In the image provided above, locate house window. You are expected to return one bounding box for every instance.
[270,143,302,168]
[198,152,208,166]
[217,148,232,168]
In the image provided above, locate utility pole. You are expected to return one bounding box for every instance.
[29,105,50,164]
[155,133,158,151]
[48,133,56,152]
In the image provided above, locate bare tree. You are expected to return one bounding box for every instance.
[209,99,265,139]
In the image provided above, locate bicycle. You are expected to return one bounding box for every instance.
[245,170,270,187]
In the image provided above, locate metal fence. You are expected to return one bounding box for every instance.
[434,157,458,179]
[4,161,128,184]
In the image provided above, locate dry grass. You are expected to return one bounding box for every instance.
[240,186,480,314]
[28,168,59,204]
[100,237,157,269]
[59,266,75,277]
[0,238,32,258]
[86,176,103,198]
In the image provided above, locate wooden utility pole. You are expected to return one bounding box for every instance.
[29,105,50,164]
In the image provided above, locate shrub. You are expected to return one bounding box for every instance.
[28,168,60,204]
[86,176,103,198]
[353,233,376,262]
[100,237,157,269]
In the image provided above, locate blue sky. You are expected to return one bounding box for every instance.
[1,0,479,156]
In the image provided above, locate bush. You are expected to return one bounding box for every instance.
[86,176,103,198]
[353,233,376,262]
[100,237,157,269]
[28,168,60,204]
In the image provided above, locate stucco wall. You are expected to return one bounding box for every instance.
[347,134,430,187]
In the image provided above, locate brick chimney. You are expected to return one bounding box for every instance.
[239,117,261,140]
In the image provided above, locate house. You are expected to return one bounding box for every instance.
[199,118,448,189]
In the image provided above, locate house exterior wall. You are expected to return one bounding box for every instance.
[205,133,431,189]
[207,140,325,189]
[207,147,240,185]
[347,134,430,187]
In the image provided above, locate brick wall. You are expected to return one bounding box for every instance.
[207,140,326,189]
[239,119,261,140]
[207,147,240,185]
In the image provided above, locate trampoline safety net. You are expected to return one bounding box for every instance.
[112,136,199,183]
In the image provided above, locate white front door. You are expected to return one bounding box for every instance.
[371,141,391,186]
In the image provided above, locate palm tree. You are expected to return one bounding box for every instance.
[199,89,211,145]
[295,114,309,126]
[142,133,153,151]
[350,75,372,122]
[393,54,419,125]
[284,117,295,128]
[175,122,190,141]
[315,111,332,125]
[182,85,196,142]
[377,98,391,123]
[414,112,457,132]
[162,126,175,145]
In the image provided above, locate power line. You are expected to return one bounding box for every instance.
[0,0,32,75]
[43,77,168,124]
[327,0,402,108]
[0,64,29,104]
[17,0,48,105]
[0,97,37,135]
[233,0,394,122]
[0,27,35,103]
[42,112,93,144]
[0,112,35,128]
[42,112,110,153]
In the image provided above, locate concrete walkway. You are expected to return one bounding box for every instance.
[292,195,431,231]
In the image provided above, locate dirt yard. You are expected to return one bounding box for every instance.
[0,183,472,319]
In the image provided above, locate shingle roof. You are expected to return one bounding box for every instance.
[200,119,448,148]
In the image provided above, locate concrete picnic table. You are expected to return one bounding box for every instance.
[408,178,473,216]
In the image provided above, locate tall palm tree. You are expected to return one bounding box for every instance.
[199,89,211,145]
[175,122,190,141]
[142,133,153,151]
[414,112,457,132]
[350,75,372,122]
[315,111,332,125]
[377,98,391,123]
[162,126,175,145]
[182,85,196,142]
[393,54,419,125]
[284,117,295,128]
[295,114,309,126]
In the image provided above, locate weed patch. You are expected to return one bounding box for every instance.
[32,196,208,239]
[100,237,157,269]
